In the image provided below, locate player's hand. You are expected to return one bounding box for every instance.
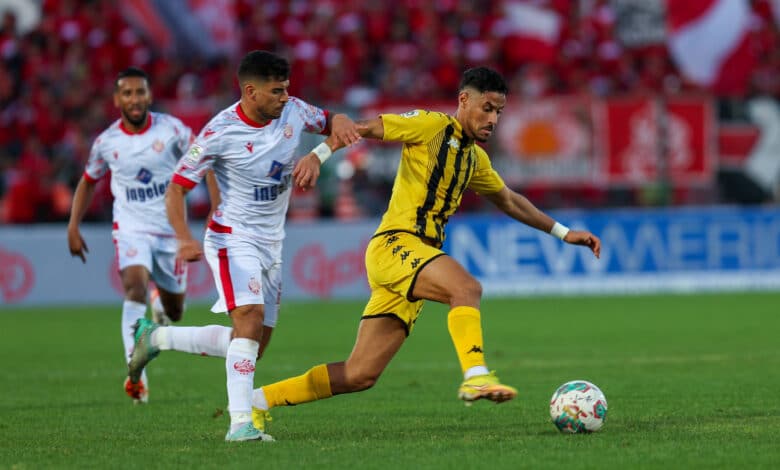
[177,238,203,262]
[292,153,321,190]
[67,226,88,263]
[563,230,601,259]
[330,113,361,147]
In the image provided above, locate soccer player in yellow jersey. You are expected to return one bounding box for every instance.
[250,67,601,430]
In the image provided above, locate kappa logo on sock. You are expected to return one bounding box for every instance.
[233,359,255,375]
[467,345,483,354]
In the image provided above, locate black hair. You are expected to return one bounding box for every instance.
[238,50,290,83]
[458,67,508,95]
[115,67,149,89]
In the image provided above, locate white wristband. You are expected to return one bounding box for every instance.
[311,142,332,164]
[550,222,570,240]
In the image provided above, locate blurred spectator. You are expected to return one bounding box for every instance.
[0,0,777,223]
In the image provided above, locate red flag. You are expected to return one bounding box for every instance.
[667,0,757,95]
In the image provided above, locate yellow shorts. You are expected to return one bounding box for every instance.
[362,231,445,334]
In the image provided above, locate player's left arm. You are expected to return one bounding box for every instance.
[484,186,601,258]
[204,170,220,222]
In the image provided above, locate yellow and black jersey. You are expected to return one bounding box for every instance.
[375,109,505,246]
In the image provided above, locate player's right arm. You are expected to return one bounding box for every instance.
[165,181,202,262]
[167,138,219,261]
[68,137,109,263]
[67,176,97,263]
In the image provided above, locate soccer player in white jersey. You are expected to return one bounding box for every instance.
[67,67,218,404]
[127,50,360,442]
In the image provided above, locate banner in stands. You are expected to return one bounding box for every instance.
[361,96,713,187]
[444,206,780,295]
[595,96,714,185]
[2,206,778,306]
[494,96,595,185]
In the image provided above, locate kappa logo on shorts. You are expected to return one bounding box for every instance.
[384,235,399,247]
[233,359,255,375]
[248,277,261,295]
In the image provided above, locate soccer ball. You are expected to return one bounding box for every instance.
[549,380,608,433]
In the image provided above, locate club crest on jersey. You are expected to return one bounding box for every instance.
[267,161,284,181]
[284,124,293,139]
[113,151,119,160]
[152,139,164,153]
[245,142,254,153]
[135,168,153,184]
[448,137,460,150]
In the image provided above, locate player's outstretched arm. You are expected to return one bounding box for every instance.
[165,182,203,262]
[293,116,386,189]
[484,186,601,258]
[67,176,97,263]
[327,113,362,147]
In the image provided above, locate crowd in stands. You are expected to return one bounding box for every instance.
[0,0,778,223]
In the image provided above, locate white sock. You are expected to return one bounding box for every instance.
[252,388,269,411]
[226,338,259,431]
[122,300,148,384]
[464,365,490,380]
[151,325,232,357]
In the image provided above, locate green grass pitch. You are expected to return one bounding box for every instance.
[1,292,779,469]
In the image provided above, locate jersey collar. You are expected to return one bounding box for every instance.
[236,103,271,128]
[119,114,153,135]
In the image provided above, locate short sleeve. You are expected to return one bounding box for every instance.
[172,137,219,189]
[380,110,448,144]
[83,136,109,182]
[173,119,194,157]
[290,97,328,134]
[467,147,505,194]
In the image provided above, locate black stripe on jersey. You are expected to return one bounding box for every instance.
[416,124,454,238]
[434,136,467,239]
[456,146,476,204]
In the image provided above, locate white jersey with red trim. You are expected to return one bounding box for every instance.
[172,97,328,241]
[84,112,192,235]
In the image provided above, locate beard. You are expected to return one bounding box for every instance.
[123,108,148,127]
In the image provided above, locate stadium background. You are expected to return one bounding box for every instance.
[1,0,779,305]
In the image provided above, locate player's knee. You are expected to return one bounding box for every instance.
[347,371,379,392]
[124,285,147,303]
[451,278,482,304]
[230,304,265,338]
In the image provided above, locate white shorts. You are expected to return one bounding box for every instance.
[203,230,281,327]
[112,230,187,294]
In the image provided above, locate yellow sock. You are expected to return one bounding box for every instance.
[264,364,333,408]
[447,306,486,374]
